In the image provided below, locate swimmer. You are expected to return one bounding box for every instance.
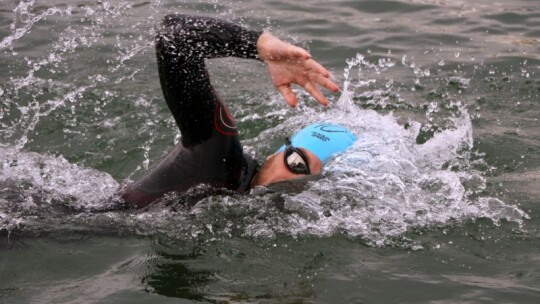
[121,15,355,208]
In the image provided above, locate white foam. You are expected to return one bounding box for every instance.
[235,52,528,246]
[0,146,119,211]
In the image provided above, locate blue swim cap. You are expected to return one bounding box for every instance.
[276,123,356,164]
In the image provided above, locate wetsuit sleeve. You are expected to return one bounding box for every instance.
[155,14,262,147]
[121,15,262,208]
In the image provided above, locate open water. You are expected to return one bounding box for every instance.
[1,0,539,303]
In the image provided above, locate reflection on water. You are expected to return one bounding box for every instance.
[142,236,324,303]
[143,245,214,301]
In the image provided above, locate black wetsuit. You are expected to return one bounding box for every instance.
[121,15,261,208]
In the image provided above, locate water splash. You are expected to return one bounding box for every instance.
[3,50,529,248]
[0,1,529,248]
[0,146,120,234]
[0,1,73,51]
[273,108,527,247]
[1,1,157,149]
[0,146,119,207]
[232,52,529,247]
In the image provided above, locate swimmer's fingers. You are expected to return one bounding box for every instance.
[303,81,328,106]
[277,84,299,107]
[277,79,330,107]
[310,72,340,93]
[260,32,337,107]
[304,59,340,94]
[305,58,331,78]
[296,69,339,106]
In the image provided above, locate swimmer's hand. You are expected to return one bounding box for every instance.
[256,32,339,107]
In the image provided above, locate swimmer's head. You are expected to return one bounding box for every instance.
[250,123,356,187]
[275,123,356,165]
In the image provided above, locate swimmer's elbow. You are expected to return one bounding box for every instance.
[156,14,196,39]
[155,14,201,53]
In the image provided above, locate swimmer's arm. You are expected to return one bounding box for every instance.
[157,15,262,61]
[155,15,263,146]
[256,33,340,107]
[157,14,338,110]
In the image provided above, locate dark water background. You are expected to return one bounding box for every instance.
[1,0,539,303]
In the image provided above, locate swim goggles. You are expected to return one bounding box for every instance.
[284,137,311,175]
